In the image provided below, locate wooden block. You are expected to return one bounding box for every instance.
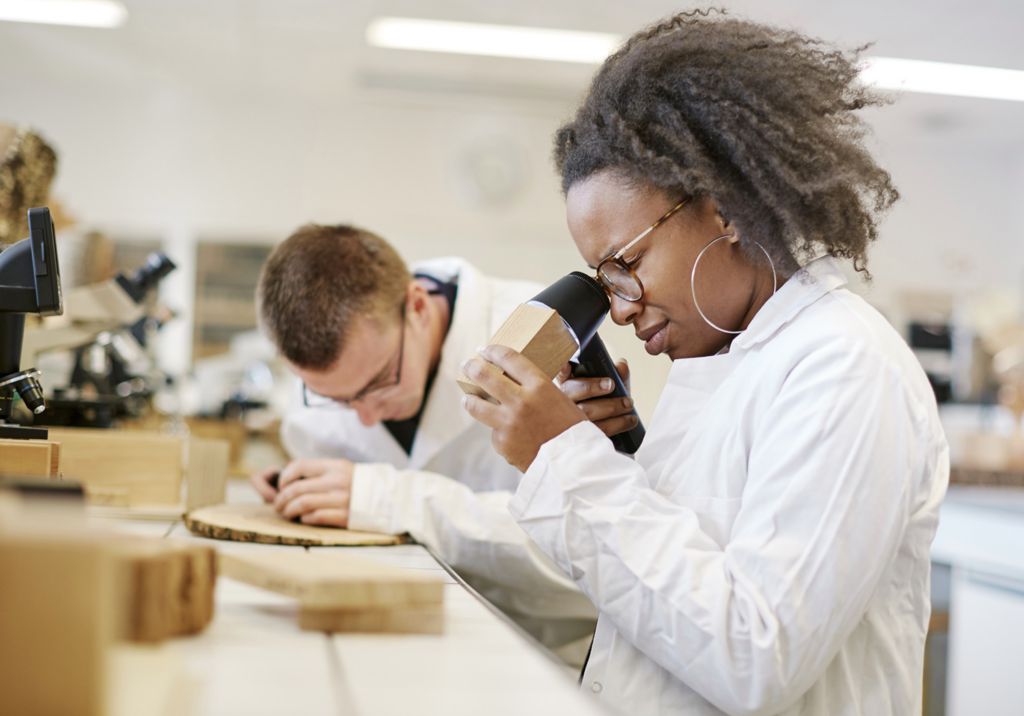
[0,531,116,716]
[110,538,216,643]
[299,604,444,634]
[456,303,578,401]
[186,417,248,476]
[0,438,57,478]
[218,550,443,609]
[185,437,230,511]
[47,428,184,506]
[187,503,408,546]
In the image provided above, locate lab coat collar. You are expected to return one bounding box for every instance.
[407,258,491,469]
[731,255,848,353]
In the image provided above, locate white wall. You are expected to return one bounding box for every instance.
[3,5,1024,422]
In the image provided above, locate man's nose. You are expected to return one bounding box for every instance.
[609,293,641,326]
[355,401,384,426]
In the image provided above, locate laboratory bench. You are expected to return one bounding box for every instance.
[91,493,608,716]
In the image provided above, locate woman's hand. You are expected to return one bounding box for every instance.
[461,345,587,472]
[271,458,354,527]
[555,359,639,438]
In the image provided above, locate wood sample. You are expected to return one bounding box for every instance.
[186,503,408,546]
[0,531,116,716]
[456,303,577,401]
[46,427,230,513]
[0,437,61,478]
[219,551,443,608]
[112,538,217,643]
[299,605,444,634]
[185,437,230,511]
[48,427,183,505]
[219,550,444,634]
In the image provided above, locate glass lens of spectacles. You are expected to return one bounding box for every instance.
[598,262,642,300]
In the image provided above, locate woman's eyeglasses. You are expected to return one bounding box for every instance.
[302,303,406,409]
[594,198,691,302]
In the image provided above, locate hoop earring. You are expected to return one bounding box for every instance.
[691,234,778,335]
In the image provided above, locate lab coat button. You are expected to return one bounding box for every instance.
[591,682,602,693]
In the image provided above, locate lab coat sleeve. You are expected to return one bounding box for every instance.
[508,342,930,716]
[347,462,598,620]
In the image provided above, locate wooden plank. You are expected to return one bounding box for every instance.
[0,531,116,716]
[457,303,578,401]
[0,438,53,478]
[47,428,184,506]
[187,503,407,546]
[300,604,444,634]
[219,551,443,609]
[185,437,230,511]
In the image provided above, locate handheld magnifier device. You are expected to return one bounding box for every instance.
[529,272,645,454]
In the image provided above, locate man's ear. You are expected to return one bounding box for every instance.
[406,280,431,324]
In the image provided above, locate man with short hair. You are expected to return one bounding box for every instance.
[252,223,618,655]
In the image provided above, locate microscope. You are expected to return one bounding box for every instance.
[0,207,63,440]
[19,250,176,428]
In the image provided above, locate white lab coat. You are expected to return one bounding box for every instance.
[281,257,599,631]
[509,257,949,716]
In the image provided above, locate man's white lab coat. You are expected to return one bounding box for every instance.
[510,257,949,716]
[281,257,598,631]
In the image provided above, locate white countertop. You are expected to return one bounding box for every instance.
[931,485,1024,579]
[93,488,609,716]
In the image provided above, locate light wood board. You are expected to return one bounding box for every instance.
[219,551,443,609]
[0,438,60,478]
[186,503,408,546]
[456,303,577,400]
[299,604,444,634]
[48,428,183,505]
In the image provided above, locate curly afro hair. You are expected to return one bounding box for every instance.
[554,9,899,275]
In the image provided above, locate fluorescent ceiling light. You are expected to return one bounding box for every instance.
[366,17,619,64]
[0,0,127,28]
[365,19,1024,103]
[862,56,1024,102]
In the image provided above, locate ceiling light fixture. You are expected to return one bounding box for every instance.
[366,17,619,65]
[0,0,127,28]
[862,56,1024,103]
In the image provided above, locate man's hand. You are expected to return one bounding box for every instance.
[461,345,587,472]
[270,459,355,527]
[250,465,282,503]
[555,359,638,438]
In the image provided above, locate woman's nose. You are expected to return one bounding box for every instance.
[609,293,641,326]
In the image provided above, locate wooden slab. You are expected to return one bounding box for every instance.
[299,604,444,634]
[48,428,184,505]
[186,503,408,546]
[457,303,577,401]
[218,551,443,609]
[0,531,116,716]
[0,438,57,478]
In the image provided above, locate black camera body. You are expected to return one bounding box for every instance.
[530,272,645,454]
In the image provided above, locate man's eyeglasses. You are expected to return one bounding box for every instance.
[302,303,406,409]
[594,197,691,302]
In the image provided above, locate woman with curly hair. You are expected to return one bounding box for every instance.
[461,10,948,716]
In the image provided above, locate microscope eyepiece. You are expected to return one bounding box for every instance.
[115,252,177,304]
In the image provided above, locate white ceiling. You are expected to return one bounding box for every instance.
[2,0,1024,147]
